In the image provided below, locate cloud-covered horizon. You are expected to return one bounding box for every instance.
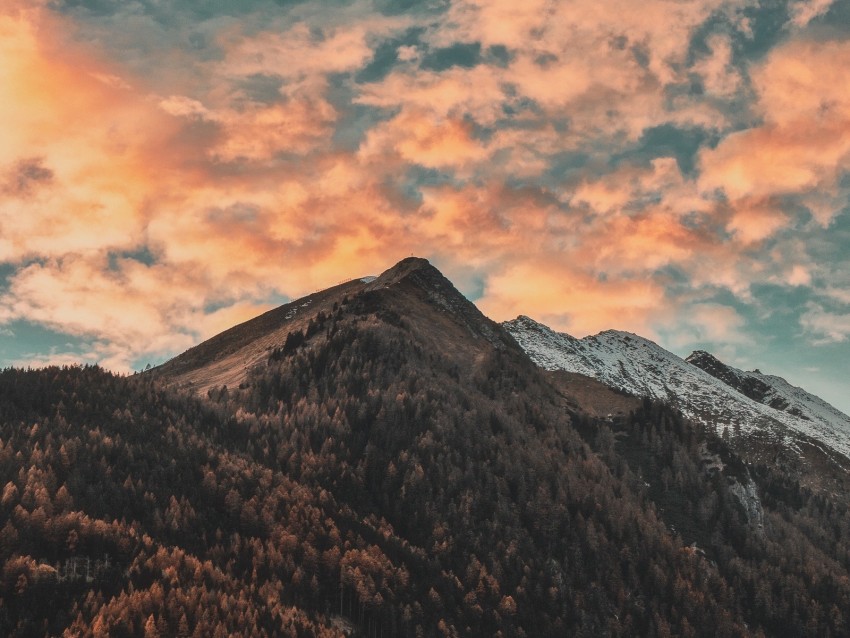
[1,0,849,411]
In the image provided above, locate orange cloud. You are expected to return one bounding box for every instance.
[572,158,709,216]
[725,200,790,245]
[361,109,490,171]
[691,34,742,98]
[356,65,506,123]
[1,0,844,377]
[0,257,192,350]
[427,0,744,139]
[579,212,699,274]
[699,123,850,203]
[211,101,337,161]
[700,38,850,225]
[219,20,402,81]
[0,7,180,261]
[0,253,285,372]
[478,258,667,337]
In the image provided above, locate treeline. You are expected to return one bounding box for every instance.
[0,284,849,636]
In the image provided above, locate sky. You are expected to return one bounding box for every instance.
[1,0,849,413]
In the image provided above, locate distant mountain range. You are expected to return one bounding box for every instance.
[504,315,850,464]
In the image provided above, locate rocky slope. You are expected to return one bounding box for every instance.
[504,315,850,462]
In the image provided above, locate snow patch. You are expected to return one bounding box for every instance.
[504,315,850,461]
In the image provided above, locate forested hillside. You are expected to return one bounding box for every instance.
[1,259,849,637]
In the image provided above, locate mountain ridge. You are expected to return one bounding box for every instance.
[151,278,368,393]
[152,263,850,467]
[152,257,513,394]
[504,314,850,464]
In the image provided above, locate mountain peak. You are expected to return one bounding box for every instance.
[686,349,806,417]
[368,256,508,348]
[685,349,766,399]
[685,349,720,365]
[367,256,435,289]
[155,257,512,394]
[365,256,464,307]
[508,315,555,332]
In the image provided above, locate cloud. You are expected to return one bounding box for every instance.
[699,37,850,227]
[787,0,836,27]
[0,3,415,362]
[822,287,850,305]
[0,7,184,262]
[666,302,748,348]
[0,254,284,372]
[571,157,709,216]
[360,108,491,171]
[478,258,667,337]
[219,20,395,80]
[211,101,338,161]
[433,0,751,119]
[357,0,744,170]
[158,95,209,118]
[0,257,193,349]
[2,157,54,197]
[355,64,507,124]
[194,302,278,341]
[785,264,813,287]
[691,34,743,99]
[800,303,850,344]
[725,200,789,245]
[1,0,848,389]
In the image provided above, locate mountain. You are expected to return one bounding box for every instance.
[151,276,368,395]
[2,258,850,637]
[685,349,850,430]
[152,257,510,395]
[504,314,850,470]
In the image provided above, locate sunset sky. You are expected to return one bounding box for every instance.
[1,0,849,412]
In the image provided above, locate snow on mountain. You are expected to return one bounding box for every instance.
[504,315,850,460]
